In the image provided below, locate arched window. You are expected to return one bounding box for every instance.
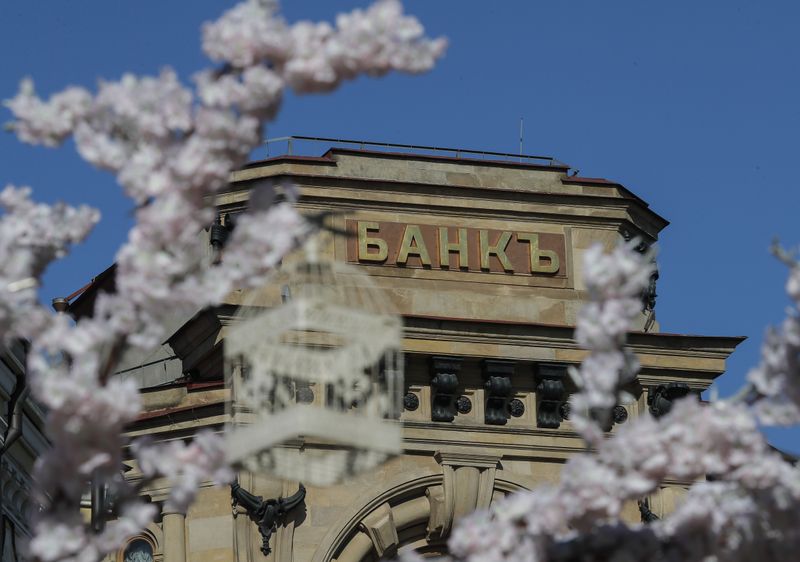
[120,537,154,562]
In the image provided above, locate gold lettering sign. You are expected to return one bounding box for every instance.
[438,227,468,269]
[346,220,566,277]
[396,225,432,266]
[357,221,388,262]
[479,230,514,272]
[517,232,559,273]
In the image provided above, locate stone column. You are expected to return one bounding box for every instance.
[162,510,187,562]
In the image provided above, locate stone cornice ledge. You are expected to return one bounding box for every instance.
[434,450,501,469]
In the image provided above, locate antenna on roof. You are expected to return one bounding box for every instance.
[519,117,524,162]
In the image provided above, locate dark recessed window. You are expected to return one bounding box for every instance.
[122,538,154,562]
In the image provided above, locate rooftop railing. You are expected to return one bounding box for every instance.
[263,135,568,168]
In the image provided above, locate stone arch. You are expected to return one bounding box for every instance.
[312,466,535,562]
[115,522,164,562]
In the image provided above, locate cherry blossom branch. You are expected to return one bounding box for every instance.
[568,241,654,444]
[2,1,446,560]
[746,242,800,425]
[0,185,99,343]
[406,241,800,562]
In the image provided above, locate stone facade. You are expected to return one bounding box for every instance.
[0,342,48,562]
[83,146,742,561]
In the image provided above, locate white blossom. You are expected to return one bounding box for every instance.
[132,431,234,513]
[569,241,653,440]
[430,243,800,562]
[202,0,290,69]
[0,186,98,341]
[748,258,800,425]
[4,79,91,147]
[13,2,800,561]
[2,2,445,560]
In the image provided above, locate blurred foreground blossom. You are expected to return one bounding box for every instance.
[402,242,800,562]
[2,1,445,560]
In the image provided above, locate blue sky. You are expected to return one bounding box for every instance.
[1,1,798,452]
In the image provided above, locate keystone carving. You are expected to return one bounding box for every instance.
[430,357,461,422]
[427,452,500,540]
[535,363,567,428]
[483,360,515,425]
[231,481,306,556]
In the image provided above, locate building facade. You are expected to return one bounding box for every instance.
[0,342,48,562]
[73,141,742,562]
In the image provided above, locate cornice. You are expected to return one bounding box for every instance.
[403,317,743,362]
[220,168,668,237]
[219,191,641,236]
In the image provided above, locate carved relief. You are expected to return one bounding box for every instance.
[425,485,448,541]
[403,392,420,411]
[428,452,501,539]
[455,395,472,414]
[508,398,525,418]
[232,472,305,561]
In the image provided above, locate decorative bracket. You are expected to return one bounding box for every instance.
[209,213,236,264]
[638,497,660,523]
[209,212,236,250]
[430,356,461,422]
[482,360,514,425]
[535,363,567,428]
[231,481,306,556]
[648,383,691,418]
